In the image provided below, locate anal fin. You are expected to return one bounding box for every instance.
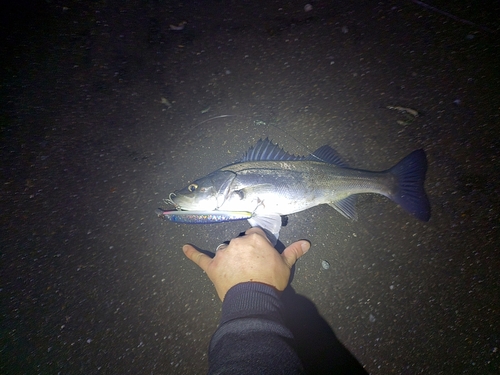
[328,196,358,221]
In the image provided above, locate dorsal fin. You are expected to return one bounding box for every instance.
[240,138,305,162]
[241,138,348,167]
[306,145,349,167]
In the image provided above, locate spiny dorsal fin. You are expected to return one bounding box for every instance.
[240,138,305,162]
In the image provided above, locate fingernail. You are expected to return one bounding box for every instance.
[301,241,310,253]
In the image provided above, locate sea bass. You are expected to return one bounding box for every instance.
[165,139,430,241]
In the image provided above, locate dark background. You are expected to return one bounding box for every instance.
[1,0,499,373]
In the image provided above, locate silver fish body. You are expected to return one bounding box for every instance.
[213,159,400,219]
[167,139,430,240]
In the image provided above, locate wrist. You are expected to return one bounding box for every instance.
[220,282,284,325]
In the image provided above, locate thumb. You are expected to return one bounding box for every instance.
[183,244,212,273]
[281,240,310,268]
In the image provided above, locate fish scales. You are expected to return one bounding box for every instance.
[220,160,397,215]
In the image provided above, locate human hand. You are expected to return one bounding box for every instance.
[182,227,310,301]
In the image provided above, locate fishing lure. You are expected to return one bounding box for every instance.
[156,209,253,224]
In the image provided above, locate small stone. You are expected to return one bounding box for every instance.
[321,260,330,269]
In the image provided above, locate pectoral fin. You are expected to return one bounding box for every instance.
[232,183,275,199]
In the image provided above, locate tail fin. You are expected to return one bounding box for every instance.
[388,149,431,221]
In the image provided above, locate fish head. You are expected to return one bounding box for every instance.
[169,170,236,210]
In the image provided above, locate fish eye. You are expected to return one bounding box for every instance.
[188,183,198,192]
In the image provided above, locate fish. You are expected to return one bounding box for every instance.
[165,138,431,242]
[156,209,253,224]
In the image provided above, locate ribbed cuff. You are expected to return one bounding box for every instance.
[220,282,284,325]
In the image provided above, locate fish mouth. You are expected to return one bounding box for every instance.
[165,191,218,211]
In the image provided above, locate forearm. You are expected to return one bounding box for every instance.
[208,283,303,374]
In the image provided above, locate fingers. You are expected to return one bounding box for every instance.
[281,240,310,268]
[183,244,212,272]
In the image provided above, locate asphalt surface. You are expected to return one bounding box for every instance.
[1,0,499,374]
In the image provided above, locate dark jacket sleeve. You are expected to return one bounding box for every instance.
[208,282,304,374]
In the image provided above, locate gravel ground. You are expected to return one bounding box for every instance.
[1,0,499,374]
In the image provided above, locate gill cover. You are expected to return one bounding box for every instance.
[211,170,237,208]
